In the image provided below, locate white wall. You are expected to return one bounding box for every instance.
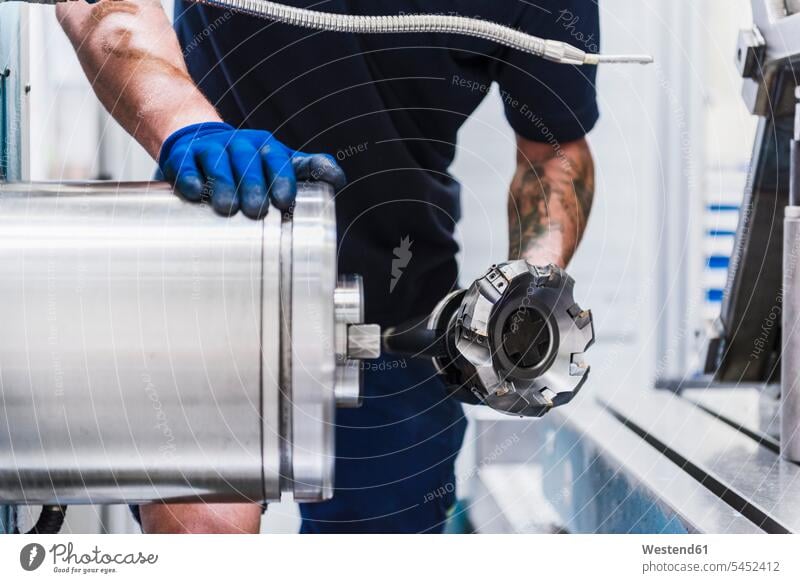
[28,5,154,182]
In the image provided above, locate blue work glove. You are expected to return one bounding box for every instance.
[158,122,346,219]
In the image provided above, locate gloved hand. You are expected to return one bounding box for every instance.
[158,122,346,219]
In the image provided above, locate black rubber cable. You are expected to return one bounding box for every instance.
[13,505,67,534]
[382,317,448,359]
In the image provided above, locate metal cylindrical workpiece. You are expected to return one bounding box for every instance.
[782,205,800,462]
[0,181,373,504]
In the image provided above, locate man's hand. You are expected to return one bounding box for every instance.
[160,122,346,219]
[508,136,595,268]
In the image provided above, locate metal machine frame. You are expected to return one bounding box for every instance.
[703,0,798,383]
[696,0,800,461]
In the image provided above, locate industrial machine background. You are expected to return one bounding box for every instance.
[781,87,800,462]
[684,0,800,462]
[705,0,800,384]
[0,181,379,506]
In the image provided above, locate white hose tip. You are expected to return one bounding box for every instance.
[585,54,654,65]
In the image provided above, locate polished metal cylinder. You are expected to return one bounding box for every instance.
[0,181,369,504]
[782,205,800,462]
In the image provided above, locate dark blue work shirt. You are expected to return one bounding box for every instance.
[174,1,599,326]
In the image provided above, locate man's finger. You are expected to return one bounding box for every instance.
[292,153,347,191]
[230,139,269,220]
[196,146,239,216]
[163,146,205,202]
[260,144,297,211]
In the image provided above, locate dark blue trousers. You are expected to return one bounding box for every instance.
[299,356,467,533]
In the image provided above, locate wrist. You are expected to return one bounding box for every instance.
[142,100,224,160]
[514,248,567,270]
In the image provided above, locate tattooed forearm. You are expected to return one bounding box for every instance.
[508,137,595,268]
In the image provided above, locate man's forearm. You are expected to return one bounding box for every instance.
[56,0,221,159]
[508,137,595,268]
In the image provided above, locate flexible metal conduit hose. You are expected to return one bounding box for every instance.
[11,0,652,66]
[192,0,653,65]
